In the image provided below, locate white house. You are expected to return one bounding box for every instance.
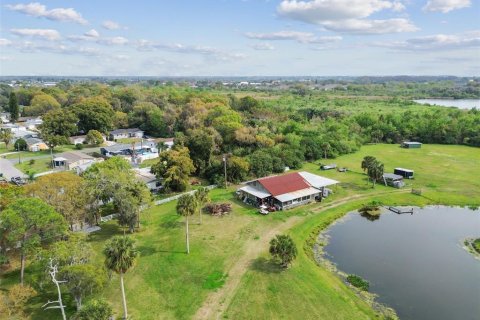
[109,128,144,141]
[53,151,101,172]
[134,167,162,192]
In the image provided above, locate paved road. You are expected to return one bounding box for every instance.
[0,158,27,179]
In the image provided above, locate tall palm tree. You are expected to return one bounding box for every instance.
[361,156,377,184]
[176,194,198,254]
[194,187,210,225]
[367,160,384,188]
[103,236,138,320]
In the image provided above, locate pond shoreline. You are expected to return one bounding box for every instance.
[312,205,480,320]
[312,210,399,320]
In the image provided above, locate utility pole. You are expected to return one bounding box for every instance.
[223,154,227,189]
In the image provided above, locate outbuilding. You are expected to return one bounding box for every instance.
[383,173,405,188]
[394,167,414,179]
[401,141,422,148]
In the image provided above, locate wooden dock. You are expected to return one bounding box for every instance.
[386,206,414,214]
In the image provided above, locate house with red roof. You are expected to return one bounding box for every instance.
[237,171,339,210]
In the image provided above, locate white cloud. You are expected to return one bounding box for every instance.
[6,2,87,24]
[374,30,480,50]
[423,0,471,13]
[278,0,404,22]
[277,0,416,34]
[323,18,417,34]
[135,40,245,61]
[245,31,342,43]
[84,29,99,38]
[97,36,129,45]
[0,38,12,46]
[11,28,61,41]
[102,20,123,30]
[250,42,275,50]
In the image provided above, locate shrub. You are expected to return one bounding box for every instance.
[29,159,35,165]
[75,143,84,150]
[347,274,369,291]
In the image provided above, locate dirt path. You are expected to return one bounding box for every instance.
[193,189,409,320]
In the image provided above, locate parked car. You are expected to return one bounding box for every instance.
[10,176,26,185]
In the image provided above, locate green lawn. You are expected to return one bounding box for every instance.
[15,158,53,175]
[1,144,479,319]
[3,144,77,160]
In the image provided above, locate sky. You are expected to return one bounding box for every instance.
[0,0,479,76]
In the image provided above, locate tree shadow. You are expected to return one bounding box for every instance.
[160,220,182,229]
[250,257,283,274]
[136,245,185,256]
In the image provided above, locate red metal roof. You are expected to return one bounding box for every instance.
[258,172,310,196]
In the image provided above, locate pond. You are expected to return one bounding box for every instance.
[414,98,479,110]
[321,206,480,320]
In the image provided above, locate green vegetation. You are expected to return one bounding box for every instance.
[0,77,478,319]
[0,144,478,320]
[472,239,480,254]
[269,234,298,268]
[347,274,370,291]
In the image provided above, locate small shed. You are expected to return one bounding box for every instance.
[383,173,405,188]
[402,141,422,149]
[394,168,414,179]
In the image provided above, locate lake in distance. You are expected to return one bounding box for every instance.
[414,98,479,109]
[322,206,480,320]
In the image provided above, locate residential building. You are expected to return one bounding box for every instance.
[53,151,101,173]
[69,135,87,145]
[134,167,162,192]
[108,128,144,141]
[237,171,338,210]
[25,137,48,152]
[100,141,158,164]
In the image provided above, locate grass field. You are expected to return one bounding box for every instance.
[1,144,479,319]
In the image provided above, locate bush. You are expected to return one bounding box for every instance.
[75,143,84,150]
[346,274,369,291]
[29,159,35,165]
[72,299,112,320]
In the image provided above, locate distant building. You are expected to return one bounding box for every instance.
[100,141,158,163]
[157,138,174,150]
[109,128,144,141]
[69,135,87,145]
[17,117,43,130]
[25,137,48,152]
[53,151,101,173]
[134,167,162,192]
[401,141,422,149]
[237,171,338,210]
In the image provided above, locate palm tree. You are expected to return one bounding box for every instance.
[361,156,376,184]
[103,236,138,320]
[194,187,210,225]
[367,160,384,188]
[361,156,376,173]
[0,129,13,149]
[269,234,298,268]
[176,194,198,254]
